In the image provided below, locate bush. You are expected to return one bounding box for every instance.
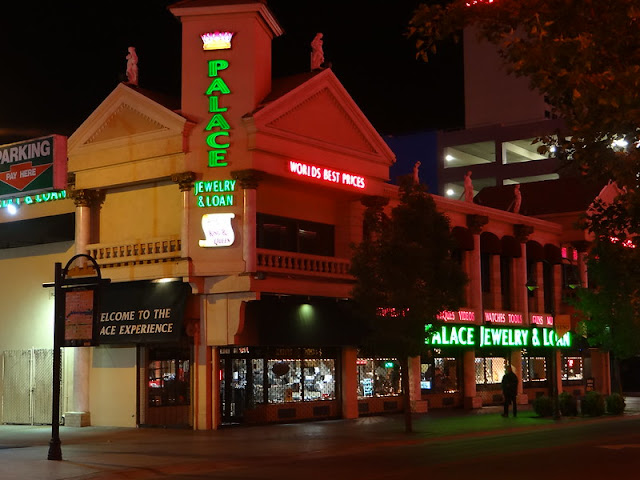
[581,391,605,416]
[533,395,554,417]
[605,393,626,415]
[558,392,578,416]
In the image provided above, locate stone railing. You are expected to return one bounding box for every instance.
[87,236,182,268]
[256,249,353,280]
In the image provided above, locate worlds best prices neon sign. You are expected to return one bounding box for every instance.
[288,160,366,190]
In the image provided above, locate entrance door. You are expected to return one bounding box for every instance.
[144,346,191,427]
[221,358,248,423]
[1,349,58,425]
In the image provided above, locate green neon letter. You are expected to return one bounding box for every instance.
[206,132,230,149]
[206,77,231,95]
[205,113,230,131]
[208,59,229,77]
[208,150,228,167]
[209,96,228,113]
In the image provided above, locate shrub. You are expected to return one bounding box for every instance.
[605,393,626,415]
[558,392,578,416]
[581,391,605,416]
[533,395,554,417]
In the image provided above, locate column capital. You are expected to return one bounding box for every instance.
[514,224,534,243]
[466,214,488,235]
[171,171,196,192]
[68,188,103,208]
[231,169,264,189]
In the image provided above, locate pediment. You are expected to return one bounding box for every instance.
[69,83,186,153]
[252,69,394,165]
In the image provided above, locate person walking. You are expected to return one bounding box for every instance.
[501,364,518,417]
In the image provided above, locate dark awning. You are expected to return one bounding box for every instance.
[240,298,362,347]
[97,281,190,345]
[501,235,521,258]
[452,226,474,251]
[480,232,501,254]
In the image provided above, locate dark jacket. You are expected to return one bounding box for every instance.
[501,371,518,397]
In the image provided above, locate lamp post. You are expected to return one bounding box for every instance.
[43,254,109,461]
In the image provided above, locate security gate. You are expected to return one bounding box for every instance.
[1,349,60,425]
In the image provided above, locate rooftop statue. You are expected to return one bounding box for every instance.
[462,170,473,203]
[311,33,324,70]
[412,161,421,184]
[509,184,522,214]
[126,47,139,86]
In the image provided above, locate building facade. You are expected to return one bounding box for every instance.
[0,1,605,430]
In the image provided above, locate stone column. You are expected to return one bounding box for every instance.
[172,172,196,259]
[464,215,487,409]
[231,170,263,273]
[408,356,428,413]
[341,347,359,419]
[66,187,103,427]
[514,224,533,405]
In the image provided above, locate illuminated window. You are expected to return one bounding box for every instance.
[148,348,190,407]
[475,357,506,385]
[421,357,459,393]
[522,356,547,383]
[357,358,401,398]
[562,356,583,381]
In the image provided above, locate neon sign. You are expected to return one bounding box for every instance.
[201,31,234,51]
[199,213,235,247]
[288,160,366,190]
[0,189,66,210]
[194,179,236,208]
[530,314,554,327]
[206,59,232,168]
[484,310,523,325]
[426,324,571,348]
[436,309,476,323]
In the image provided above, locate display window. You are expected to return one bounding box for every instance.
[148,355,190,407]
[522,355,548,383]
[267,357,336,403]
[357,358,401,398]
[475,356,507,385]
[562,356,584,381]
[421,357,460,393]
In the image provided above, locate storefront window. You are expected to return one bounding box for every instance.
[421,357,459,393]
[562,356,583,381]
[475,357,506,385]
[522,356,547,383]
[357,358,401,398]
[148,357,190,407]
[264,349,336,403]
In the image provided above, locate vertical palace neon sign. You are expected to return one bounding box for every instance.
[203,31,234,168]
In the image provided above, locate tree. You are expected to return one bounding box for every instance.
[408,0,640,360]
[350,177,467,432]
[408,0,640,238]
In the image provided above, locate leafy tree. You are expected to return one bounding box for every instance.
[408,0,640,238]
[408,0,640,360]
[350,177,467,432]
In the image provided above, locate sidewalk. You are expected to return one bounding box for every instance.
[1,399,638,480]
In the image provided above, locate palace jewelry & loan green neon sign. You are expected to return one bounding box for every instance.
[425,324,572,349]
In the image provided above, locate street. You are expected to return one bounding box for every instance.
[0,411,639,479]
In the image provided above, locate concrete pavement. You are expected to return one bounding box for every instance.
[1,397,639,480]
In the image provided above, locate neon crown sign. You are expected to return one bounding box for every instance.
[201,31,234,51]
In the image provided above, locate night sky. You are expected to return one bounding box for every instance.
[0,1,463,142]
